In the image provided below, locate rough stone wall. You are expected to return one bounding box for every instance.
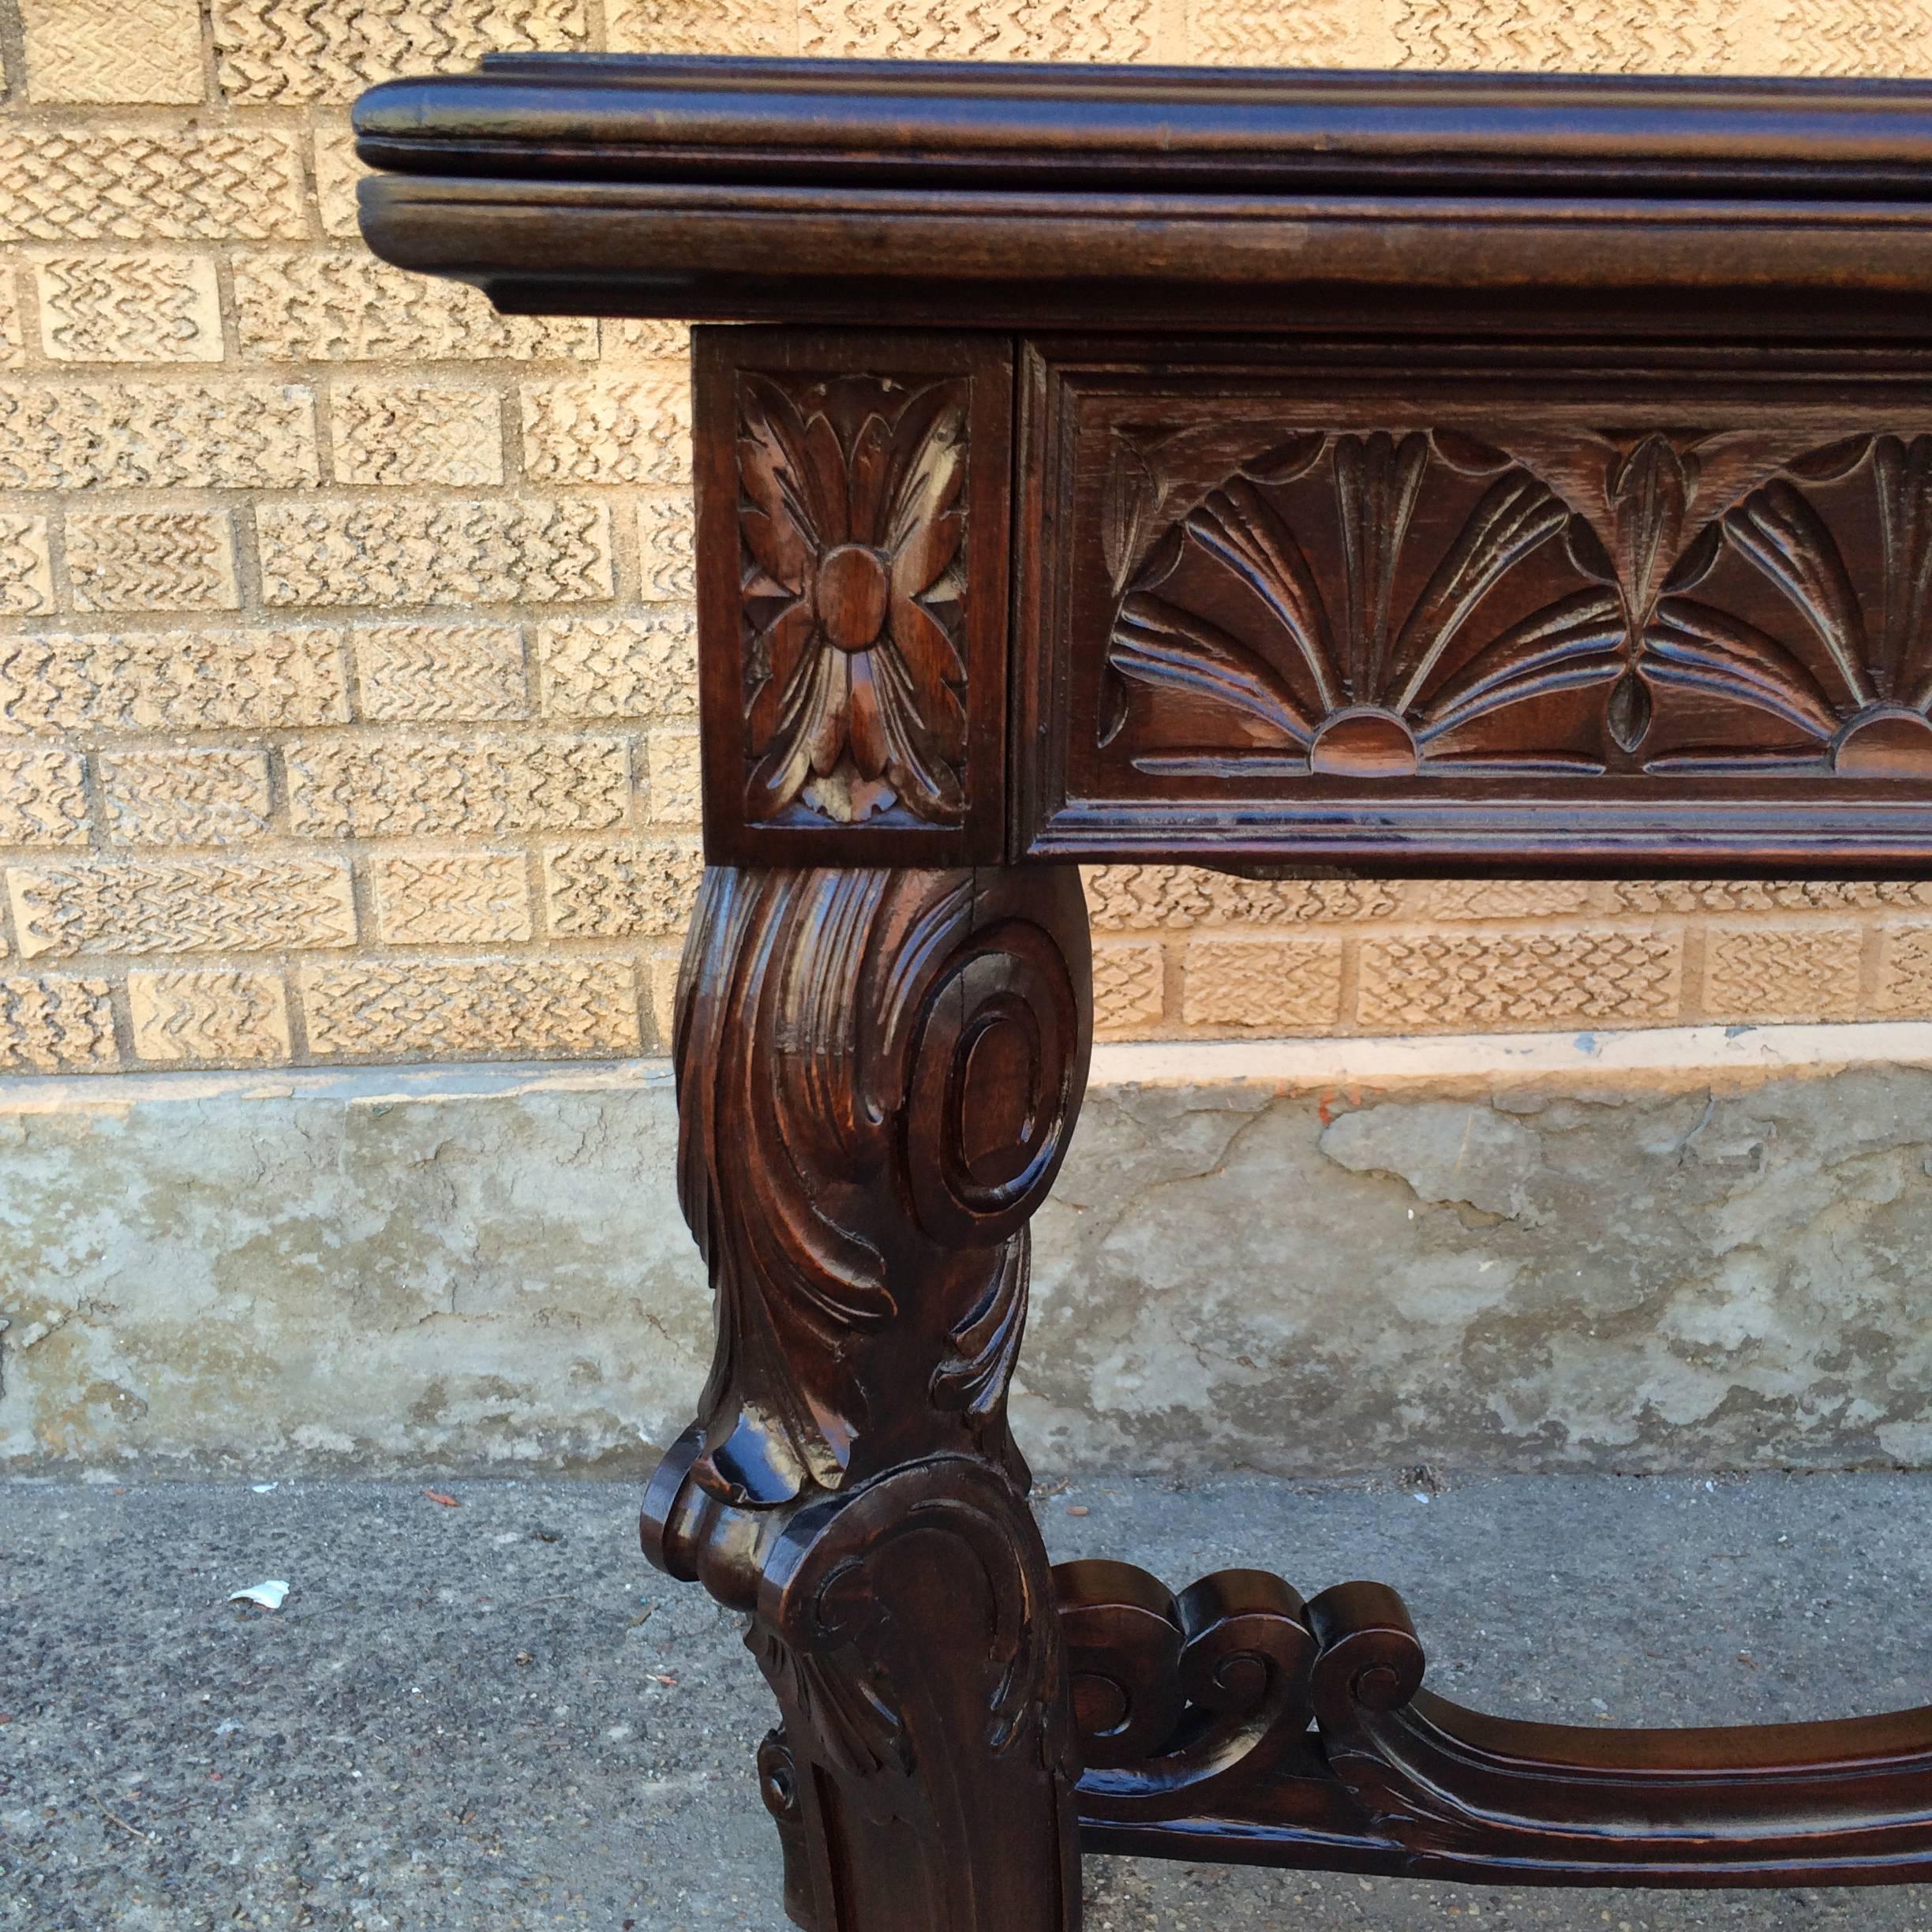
[0,0,1926,1076]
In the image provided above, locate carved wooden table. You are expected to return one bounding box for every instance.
[359,58,1932,1926]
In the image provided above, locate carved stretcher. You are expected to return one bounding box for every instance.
[358,57,1932,1926]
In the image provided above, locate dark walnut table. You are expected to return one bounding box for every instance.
[358,57,1932,1926]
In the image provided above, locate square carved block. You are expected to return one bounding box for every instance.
[693,329,1013,866]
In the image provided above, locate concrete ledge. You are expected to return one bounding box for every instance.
[7,1024,1932,1476]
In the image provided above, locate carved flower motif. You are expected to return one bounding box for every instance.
[739,375,969,826]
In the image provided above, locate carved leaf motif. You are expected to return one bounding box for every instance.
[1874,434,1932,708]
[1111,593,1317,746]
[1418,589,1624,739]
[1643,597,1840,740]
[737,373,971,829]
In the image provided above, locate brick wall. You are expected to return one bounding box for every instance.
[0,0,1923,1076]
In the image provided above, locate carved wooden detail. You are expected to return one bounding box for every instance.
[642,863,1091,1932]
[1062,1558,1932,1885]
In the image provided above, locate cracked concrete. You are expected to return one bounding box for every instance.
[8,1039,1932,1476]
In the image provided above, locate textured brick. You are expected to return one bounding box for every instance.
[800,0,1156,58]
[636,493,696,601]
[1389,0,1746,71]
[1187,0,1354,62]
[0,271,24,368]
[0,129,305,242]
[1879,926,1932,1016]
[1612,879,1932,914]
[0,628,348,735]
[234,255,595,363]
[66,510,239,612]
[35,256,223,364]
[646,728,702,825]
[607,0,794,54]
[1085,865,1401,930]
[1182,936,1344,1030]
[1094,939,1166,1032]
[285,736,628,838]
[1357,930,1682,1031]
[0,383,317,489]
[371,852,533,946]
[257,500,612,607]
[1777,1,1932,77]
[99,749,272,845]
[331,384,504,486]
[300,957,640,1059]
[543,838,702,939]
[537,611,696,719]
[313,126,364,238]
[352,624,527,723]
[22,0,205,103]
[214,0,592,103]
[1417,881,1597,921]
[601,319,690,361]
[646,945,683,1046]
[0,975,116,1070]
[520,373,691,485]
[0,517,54,616]
[8,856,356,960]
[128,969,290,1064]
[0,750,88,848]
[1703,925,1862,1021]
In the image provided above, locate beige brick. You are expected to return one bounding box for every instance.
[9,856,355,960]
[66,510,239,613]
[1094,939,1166,1032]
[0,749,88,848]
[371,852,532,946]
[0,628,348,735]
[0,129,305,242]
[1181,935,1343,1030]
[234,255,596,363]
[0,382,317,489]
[646,944,682,1044]
[520,373,691,485]
[1612,879,1932,914]
[537,611,696,720]
[331,384,504,486]
[600,319,691,361]
[214,0,592,103]
[1417,882,1597,921]
[22,0,205,104]
[636,492,695,601]
[0,975,116,1070]
[647,728,702,825]
[1879,927,1932,1016]
[1186,0,1355,62]
[544,838,702,939]
[608,0,795,54]
[313,125,364,238]
[35,256,223,364]
[1390,0,1749,72]
[1084,864,1401,930]
[300,957,640,1059]
[1358,930,1682,1031]
[800,0,1156,58]
[285,736,628,838]
[0,515,54,616]
[1703,925,1862,1021]
[1773,2,1932,77]
[99,749,272,845]
[0,272,24,368]
[257,500,612,607]
[352,624,527,723]
[128,968,290,1064]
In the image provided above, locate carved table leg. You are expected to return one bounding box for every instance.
[642,863,1092,1932]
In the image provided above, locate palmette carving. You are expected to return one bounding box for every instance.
[644,863,1091,1932]
[739,376,971,828]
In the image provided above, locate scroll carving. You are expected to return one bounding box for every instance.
[1103,426,1932,784]
[644,863,1091,1932]
[739,375,971,829]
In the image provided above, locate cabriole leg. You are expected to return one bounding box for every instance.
[642,863,1092,1932]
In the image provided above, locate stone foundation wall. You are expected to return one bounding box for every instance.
[0,1,1929,1076]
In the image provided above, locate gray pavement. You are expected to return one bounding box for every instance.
[6,1470,1932,1930]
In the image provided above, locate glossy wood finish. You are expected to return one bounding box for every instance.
[356,56,1932,1925]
